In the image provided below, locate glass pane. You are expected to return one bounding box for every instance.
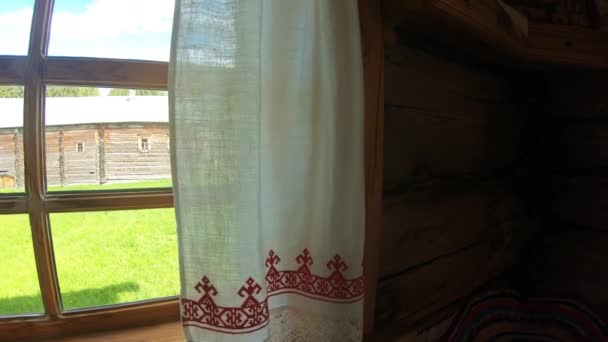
[48,0,175,61]
[0,1,35,55]
[51,209,179,310]
[45,87,171,192]
[0,86,25,193]
[0,214,44,316]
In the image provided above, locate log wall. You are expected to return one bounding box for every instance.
[0,123,171,189]
[64,129,99,184]
[376,42,537,330]
[0,130,23,188]
[46,130,62,186]
[518,72,608,319]
[104,125,171,182]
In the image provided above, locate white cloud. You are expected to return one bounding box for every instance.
[51,0,174,40]
[0,8,34,55]
[0,0,175,60]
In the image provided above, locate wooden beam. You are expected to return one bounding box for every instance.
[0,298,179,341]
[0,56,26,84]
[24,0,61,318]
[359,0,385,335]
[44,190,174,213]
[0,196,27,214]
[44,58,168,89]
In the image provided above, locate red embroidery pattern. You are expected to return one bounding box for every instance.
[182,276,270,334]
[265,249,364,302]
[182,249,364,333]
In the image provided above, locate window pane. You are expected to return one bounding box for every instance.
[0,86,25,193]
[48,0,175,61]
[0,214,44,316]
[0,1,34,55]
[51,209,179,310]
[44,87,171,191]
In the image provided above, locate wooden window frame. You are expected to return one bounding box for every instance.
[75,142,84,153]
[0,0,178,340]
[138,137,151,152]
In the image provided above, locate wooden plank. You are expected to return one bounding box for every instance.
[382,46,522,190]
[44,190,174,213]
[383,104,522,190]
[384,46,512,103]
[44,58,168,89]
[0,56,26,84]
[382,0,525,65]
[0,197,27,214]
[49,321,183,342]
[0,299,179,341]
[359,0,385,334]
[380,183,524,278]
[383,0,608,69]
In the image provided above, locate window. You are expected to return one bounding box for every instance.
[139,138,150,152]
[44,87,171,191]
[0,0,177,339]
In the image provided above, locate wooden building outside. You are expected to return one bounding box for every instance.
[0,96,171,189]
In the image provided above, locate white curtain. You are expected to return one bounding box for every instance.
[169,0,365,340]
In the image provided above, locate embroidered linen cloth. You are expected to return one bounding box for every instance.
[169,0,366,340]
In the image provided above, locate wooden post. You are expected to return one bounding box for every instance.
[13,129,23,188]
[98,125,106,184]
[359,0,385,336]
[58,129,65,187]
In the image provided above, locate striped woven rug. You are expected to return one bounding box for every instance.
[443,290,608,341]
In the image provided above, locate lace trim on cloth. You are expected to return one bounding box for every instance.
[181,249,364,334]
[267,307,362,342]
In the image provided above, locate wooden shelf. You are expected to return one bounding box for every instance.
[384,0,608,69]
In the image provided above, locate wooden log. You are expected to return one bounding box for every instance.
[384,46,512,106]
[380,182,525,278]
[376,215,534,328]
[383,47,523,190]
[383,104,522,190]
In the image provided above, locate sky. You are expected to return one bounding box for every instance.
[0,0,175,61]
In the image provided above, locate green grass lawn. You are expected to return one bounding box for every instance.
[47,179,173,192]
[0,179,173,194]
[0,180,179,316]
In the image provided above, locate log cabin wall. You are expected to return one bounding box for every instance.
[45,128,99,185]
[375,36,539,331]
[517,71,608,319]
[0,123,171,189]
[104,125,171,182]
[0,129,24,188]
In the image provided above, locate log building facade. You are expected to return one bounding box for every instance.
[0,96,171,189]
